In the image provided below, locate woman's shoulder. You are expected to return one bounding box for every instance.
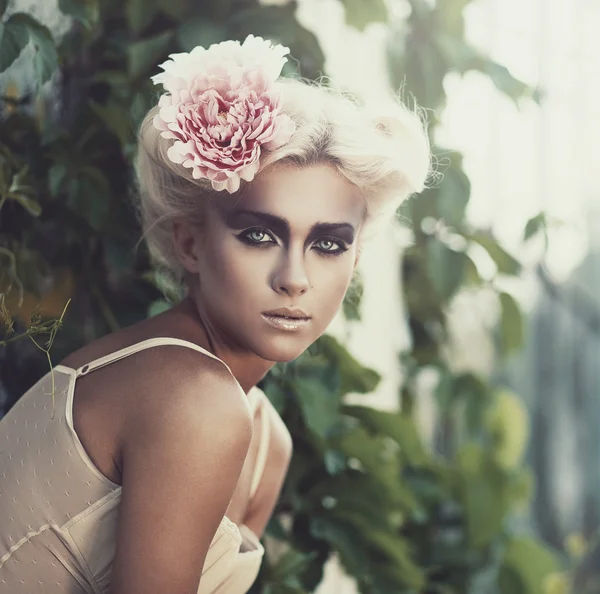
[63,323,247,413]
[125,350,252,448]
[61,321,252,479]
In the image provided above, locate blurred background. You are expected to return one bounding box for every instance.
[1,0,599,593]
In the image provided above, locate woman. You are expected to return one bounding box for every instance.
[0,35,430,594]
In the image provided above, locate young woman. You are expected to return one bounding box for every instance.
[0,35,430,594]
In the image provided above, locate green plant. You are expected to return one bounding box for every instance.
[0,0,565,592]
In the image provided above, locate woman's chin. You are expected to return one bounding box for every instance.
[253,337,311,363]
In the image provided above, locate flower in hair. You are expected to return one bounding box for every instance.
[151,35,296,193]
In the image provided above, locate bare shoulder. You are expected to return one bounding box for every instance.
[64,331,253,490]
[109,350,253,594]
[124,342,250,415]
[122,348,254,492]
[119,344,255,468]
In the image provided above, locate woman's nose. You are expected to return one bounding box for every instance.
[271,250,310,297]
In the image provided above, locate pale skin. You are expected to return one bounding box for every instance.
[60,162,365,594]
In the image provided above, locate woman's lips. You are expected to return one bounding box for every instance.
[261,313,311,331]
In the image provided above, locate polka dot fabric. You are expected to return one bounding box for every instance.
[0,338,268,594]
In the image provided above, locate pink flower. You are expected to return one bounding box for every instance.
[151,35,296,193]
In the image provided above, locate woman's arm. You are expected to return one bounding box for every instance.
[109,358,253,594]
[242,397,293,538]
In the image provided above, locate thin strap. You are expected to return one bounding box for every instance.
[75,336,235,379]
[249,389,271,501]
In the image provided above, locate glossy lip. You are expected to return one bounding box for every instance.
[261,313,311,331]
[262,306,311,320]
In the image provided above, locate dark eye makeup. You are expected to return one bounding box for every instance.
[235,227,350,256]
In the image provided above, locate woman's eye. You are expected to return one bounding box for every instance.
[248,230,269,242]
[238,228,276,245]
[315,238,348,255]
[318,239,336,251]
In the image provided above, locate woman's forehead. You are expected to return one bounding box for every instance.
[218,163,365,225]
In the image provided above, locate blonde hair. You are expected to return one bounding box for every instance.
[134,77,432,293]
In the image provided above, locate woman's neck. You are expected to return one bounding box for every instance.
[162,296,275,394]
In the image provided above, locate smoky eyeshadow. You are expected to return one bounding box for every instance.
[310,224,355,245]
[227,209,356,245]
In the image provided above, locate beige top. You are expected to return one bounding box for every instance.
[0,337,274,594]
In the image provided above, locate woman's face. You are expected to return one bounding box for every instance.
[180,163,365,362]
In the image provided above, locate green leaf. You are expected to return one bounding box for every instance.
[316,334,380,395]
[342,405,428,466]
[128,30,173,81]
[480,59,535,104]
[264,586,307,594]
[89,100,133,146]
[48,164,68,197]
[433,0,472,37]
[388,28,448,110]
[341,0,387,31]
[335,427,386,472]
[426,238,466,300]
[499,292,523,354]
[437,35,537,105]
[342,270,364,321]
[332,427,420,511]
[8,165,33,194]
[262,380,288,414]
[404,187,439,229]
[103,240,136,276]
[265,515,287,541]
[437,159,471,227]
[6,166,40,216]
[451,372,491,435]
[10,192,42,216]
[463,253,482,286]
[58,0,99,29]
[524,212,547,241]
[177,17,228,52]
[366,530,425,589]
[67,167,111,231]
[310,473,399,529]
[269,549,318,582]
[126,0,158,34]
[13,245,51,298]
[148,299,170,318]
[498,537,561,594]
[0,15,30,73]
[323,449,346,475]
[294,359,342,437]
[455,444,513,548]
[436,35,479,72]
[486,389,530,470]
[10,13,58,83]
[469,231,522,275]
[434,368,454,410]
[0,248,24,302]
[310,517,370,577]
[154,0,190,20]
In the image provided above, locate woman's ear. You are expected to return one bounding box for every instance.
[172,221,203,274]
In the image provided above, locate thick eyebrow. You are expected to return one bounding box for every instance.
[228,208,356,241]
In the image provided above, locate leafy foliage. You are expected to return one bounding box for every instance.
[0,0,564,593]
